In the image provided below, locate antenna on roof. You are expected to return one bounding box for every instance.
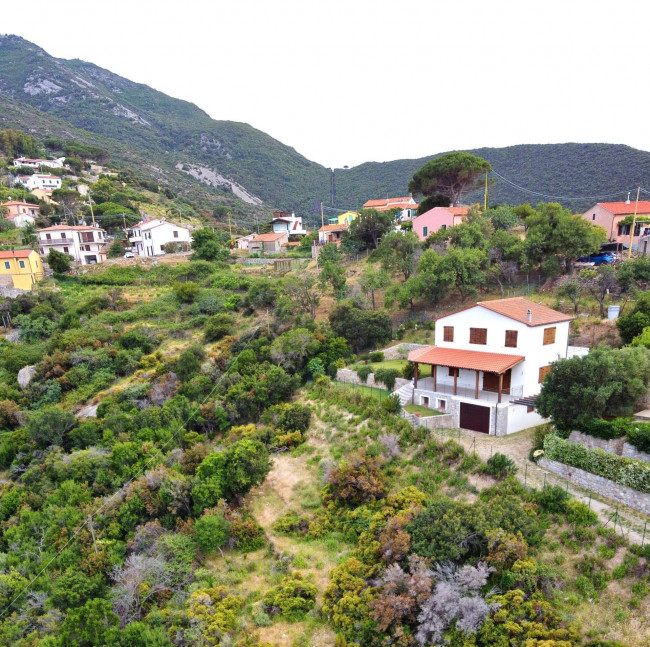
[626,192,631,205]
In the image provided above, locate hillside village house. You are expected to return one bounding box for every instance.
[0,250,44,290]
[402,297,573,435]
[413,206,469,241]
[1,201,39,228]
[38,224,107,265]
[581,200,650,250]
[318,223,347,244]
[363,196,418,221]
[328,211,358,226]
[270,211,307,236]
[13,157,65,169]
[16,174,62,192]
[248,232,289,253]
[233,233,257,250]
[128,218,192,257]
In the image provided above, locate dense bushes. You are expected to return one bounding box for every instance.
[544,434,650,493]
[327,452,388,505]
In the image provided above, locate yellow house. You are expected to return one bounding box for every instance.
[327,211,358,226]
[0,250,44,290]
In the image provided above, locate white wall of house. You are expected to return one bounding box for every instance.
[17,175,62,191]
[38,227,107,265]
[129,220,192,257]
[435,306,570,396]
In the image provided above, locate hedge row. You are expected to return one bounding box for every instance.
[578,418,650,453]
[544,434,650,494]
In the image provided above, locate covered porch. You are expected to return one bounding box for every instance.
[408,346,525,405]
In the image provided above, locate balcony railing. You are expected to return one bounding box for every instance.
[414,377,524,403]
[41,238,74,246]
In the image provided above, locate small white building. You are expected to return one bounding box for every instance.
[128,218,192,257]
[270,211,307,236]
[13,157,66,170]
[16,174,62,191]
[234,233,257,250]
[402,297,573,435]
[38,224,107,265]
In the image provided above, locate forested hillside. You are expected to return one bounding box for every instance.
[2,35,650,225]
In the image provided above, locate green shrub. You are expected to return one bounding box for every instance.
[204,313,233,342]
[381,394,401,414]
[356,365,372,383]
[263,572,317,621]
[626,422,650,453]
[581,418,630,440]
[195,513,231,553]
[173,281,200,303]
[544,434,650,494]
[369,351,384,363]
[484,453,518,479]
[373,368,398,390]
[533,484,571,514]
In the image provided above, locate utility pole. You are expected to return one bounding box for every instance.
[88,194,96,227]
[628,186,641,260]
[483,171,488,211]
[228,212,233,239]
[255,213,259,234]
[320,202,324,228]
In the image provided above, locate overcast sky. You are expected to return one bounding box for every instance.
[3,0,649,168]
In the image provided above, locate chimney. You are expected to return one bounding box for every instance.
[527,309,532,323]
[626,192,631,205]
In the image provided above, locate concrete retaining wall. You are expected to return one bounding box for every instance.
[568,430,650,464]
[401,410,455,430]
[539,457,650,515]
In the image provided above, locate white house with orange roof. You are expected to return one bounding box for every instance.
[581,200,650,250]
[15,174,62,192]
[412,206,470,241]
[13,157,65,170]
[396,297,575,435]
[318,223,348,244]
[363,196,418,221]
[38,224,107,265]
[128,218,192,257]
[1,201,39,228]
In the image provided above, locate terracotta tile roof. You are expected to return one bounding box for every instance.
[435,297,572,327]
[252,232,287,242]
[1,201,38,208]
[448,206,469,215]
[477,297,573,327]
[363,197,417,211]
[408,346,524,374]
[38,225,104,231]
[0,250,36,259]
[598,201,650,215]
[319,224,348,232]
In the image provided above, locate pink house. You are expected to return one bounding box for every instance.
[413,206,469,241]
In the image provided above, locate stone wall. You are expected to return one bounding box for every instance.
[568,430,650,464]
[381,343,428,360]
[335,368,410,391]
[538,457,650,515]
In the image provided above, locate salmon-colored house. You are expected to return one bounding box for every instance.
[581,201,650,249]
[413,206,469,241]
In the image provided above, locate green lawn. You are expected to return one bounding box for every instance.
[404,404,444,416]
[353,359,433,378]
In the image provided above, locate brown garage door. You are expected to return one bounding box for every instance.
[459,402,490,434]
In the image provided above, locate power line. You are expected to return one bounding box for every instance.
[490,170,633,202]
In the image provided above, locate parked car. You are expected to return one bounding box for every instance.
[577,252,616,265]
[123,252,135,258]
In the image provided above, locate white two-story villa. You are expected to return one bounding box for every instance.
[405,297,573,435]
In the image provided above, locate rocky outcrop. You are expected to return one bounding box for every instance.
[17,365,37,389]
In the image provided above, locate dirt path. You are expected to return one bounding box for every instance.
[434,426,649,544]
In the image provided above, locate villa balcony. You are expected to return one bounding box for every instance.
[40,238,75,246]
[413,377,524,404]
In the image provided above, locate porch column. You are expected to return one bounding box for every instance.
[475,370,479,399]
[498,372,503,404]
[414,362,419,389]
[433,365,437,391]
[453,368,458,395]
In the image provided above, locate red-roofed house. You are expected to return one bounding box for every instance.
[400,297,574,435]
[412,206,470,241]
[1,201,39,228]
[363,196,418,221]
[318,223,348,244]
[248,232,289,253]
[581,201,650,249]
[0,250,44,290]
[38,224,107,265]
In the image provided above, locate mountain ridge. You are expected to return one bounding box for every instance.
[1,34,650,221]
